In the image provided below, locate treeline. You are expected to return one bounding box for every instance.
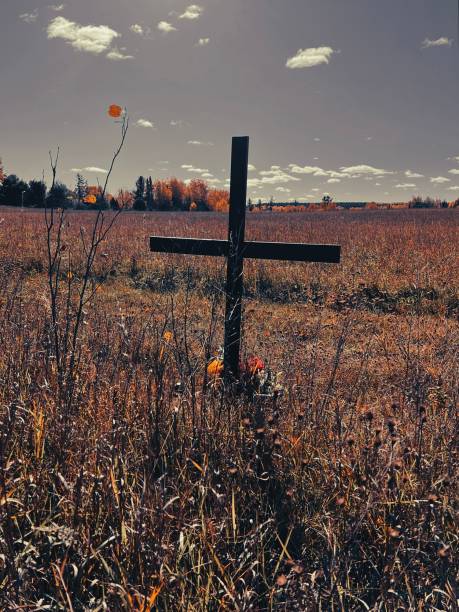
[0,159,230,212]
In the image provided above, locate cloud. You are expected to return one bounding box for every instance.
[157,21,177,33]
[288,164,349,179]
[248,164,256,171]
[181,165,209,174]
[47,16,121,55]
[430,176,450,183]
[286,46,334,69]
[201,172,214,178]
[339,164,393,177]
[106,47,133,60]
[49,4,65,11]
[447,186,459,191]
[130,24,144,35]
[136,118,155,129]
[180,4,204,20]
[188,140,214,146]
[197,38,210,46]
[70,168,83,173]
[314,137,321,142]
[405,170,424,178]
[276,187,291,193]
[421,37,453,49]
[448,168,459,175]
[396,183,416,189]
[248,168,300,188]
[84,167,108,173]
[327,178,341,184]
[20,10,39,24]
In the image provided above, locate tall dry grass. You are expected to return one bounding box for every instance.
[0,208,457,609]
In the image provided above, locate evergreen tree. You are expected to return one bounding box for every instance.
[25,180,46,207]
[46,182,69,209]
[0,174,29,207]
[133,176,146,210]
[75,173,88,205]
[145,176,154,210]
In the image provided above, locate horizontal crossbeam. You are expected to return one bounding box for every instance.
[150,236,341,263]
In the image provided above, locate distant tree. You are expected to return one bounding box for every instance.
[110,197,120,210]
[170,177,186,210]
[440,200,448,209]
[187,178,209,210]
[154,180,173,210]
[257,199,262,210]
[46,181,69,209]
[25,179,46,207]
[75,173,88,205]
[322,194,333,207]
[408,196,435,209]
[208,188,230,212]
[0,158,5,184]
[145,176,154,210]
[453,199,459,208]
[0,174,29,207]
[247,197,253,211]
[117,189,133,209]
[133,176,146,210]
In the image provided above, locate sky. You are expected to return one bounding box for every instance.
[1,0,459,202]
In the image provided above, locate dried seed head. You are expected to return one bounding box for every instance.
[276,574,288,587]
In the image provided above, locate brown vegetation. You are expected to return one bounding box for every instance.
[0,208,457,609]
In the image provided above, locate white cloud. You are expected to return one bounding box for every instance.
[405,170,424,178]
[276,187,291,193]
[197,38,210,46]
[327,178,341,184]
[188,140,214,146]
[70,168,83,173]
[286,46,335,69]
[447,186,459,191]
[49,4,65,11]
[130,24,144,35]
[339,164,393,177]
[430,176,450,184]
[421,37,453,49]
[288,164,349,179]
[84,167,108,174]
[396,183,416,189]
[157,21,177,33]
[448,168,459,175]
[182,165,209,174]
[248,164,256,171]
[207,178,222,185]
[136,118,155,129]
[20,10,39,23]
[106,47,133,60]
[47,16,121,55]
[314,137,321,142]
[180,4,204,20]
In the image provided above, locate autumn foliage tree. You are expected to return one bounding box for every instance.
[208,188,230,212]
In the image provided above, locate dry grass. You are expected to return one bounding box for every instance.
[0,207,457,610]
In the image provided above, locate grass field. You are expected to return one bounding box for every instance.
[0,207,457,609]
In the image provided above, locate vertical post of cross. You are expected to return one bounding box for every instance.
[223,136,249,381]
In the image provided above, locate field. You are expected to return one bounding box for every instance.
[0,207,458,610]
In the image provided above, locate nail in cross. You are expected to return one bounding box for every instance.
[150,137,341,380]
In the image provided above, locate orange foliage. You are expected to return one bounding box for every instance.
[208,189,230,212]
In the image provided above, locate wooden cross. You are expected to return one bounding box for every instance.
[150,136,341,380]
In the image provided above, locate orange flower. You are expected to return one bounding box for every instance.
[108,104,123,118]
[243,355,265,376]
[207,359,224,378]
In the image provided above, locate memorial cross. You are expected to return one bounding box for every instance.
[150,137,341,380]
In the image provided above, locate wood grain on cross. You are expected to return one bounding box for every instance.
[150,136,341,379]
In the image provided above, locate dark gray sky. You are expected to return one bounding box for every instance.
[1,0,458,201]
